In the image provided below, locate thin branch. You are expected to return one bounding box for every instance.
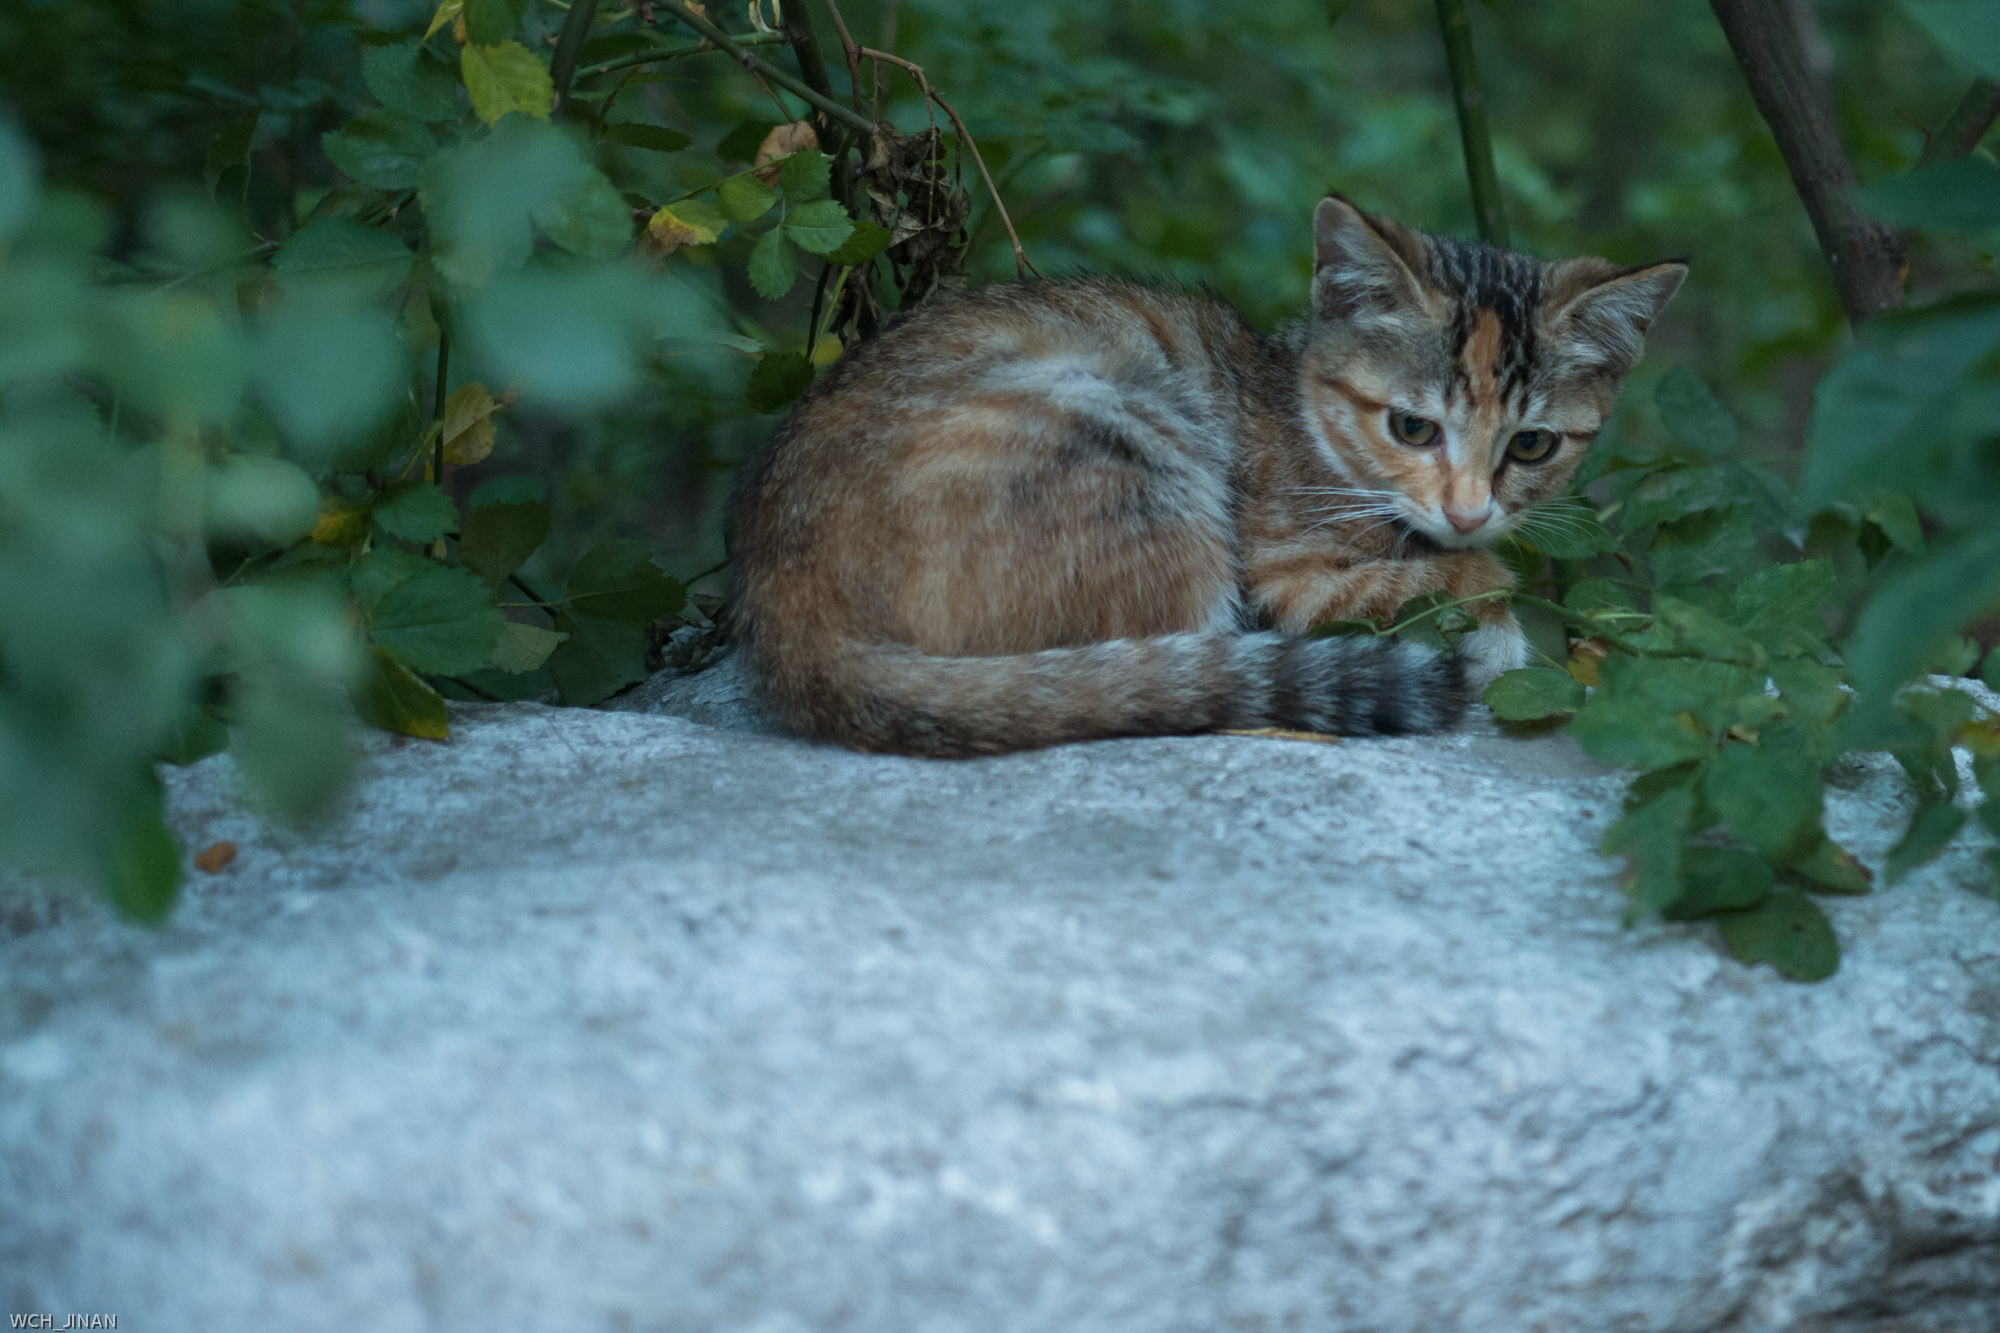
[1707,0,1904,323]
[1920,77,2000,166]
[859,47,1041,278]
[1432,0,1510,248]
[654,0,874,136]
[778,0,838,139]
[820,0,866,115]
[573,33,787,83]
[549,0,601,109]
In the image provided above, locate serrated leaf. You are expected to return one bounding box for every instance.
[1602,785,1696,918]
[748,227,796,299]
[1703,728,1823,862]
[353,646,451,740]
[351,546,435,618]
[718,174,777,222]
[1662,846,1773,920]
[492,620,566,673]
[1647,506,1758,588]
[373,481,460,543]
[1619,465,1744,532]
[441,381,501,465]
[363,42,461,122]
[369,564,506,675]
[1655,596,1764,667]
[563,538,684,622]
[1885,801,1968,885]
[1786,834,1874,894]
[777,150,831,201]
[753,121,819,181]
[459,500,550,585]
[1718,890,1839,982]
[464,0,531,44]
[1727,559,1835,655]
[1570,684,1713,773]
[548,609,645,705]
[647,200,727,253]
[1482,667,1584,723]
[462,41,553,126]
[469,474,544,507]
[783,199,855,255]
[826,217,892,266]
[602,122,693,153]
[323,108,436,190]
[746,348,815,413]
[272,219,416,305]
[1654,366,1737,457]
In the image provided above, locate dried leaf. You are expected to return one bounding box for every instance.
[646,200,727,253]
[311,496,370,547]
[753,120,818,183]
[194,841,238,873]
[440,381,501,465]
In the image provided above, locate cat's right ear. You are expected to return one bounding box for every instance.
[1311,195,1429,326]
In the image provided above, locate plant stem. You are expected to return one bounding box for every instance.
[549,0,602,108]
[1920,78,2000,166]
[430,332,450,488]
[819,0,867,115]
[1432,0,1510,248]
[574,33,787,83]
[655,0,874,136]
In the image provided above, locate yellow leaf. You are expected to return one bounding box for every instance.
[810,334,843,367]
[441,382,501,466]
[1566,635,1610,688]
[311,496,369,547]
[753,120,818,184]
[461,41,554,126]
[1958,714,2000,757]
[424,0,464,41]
[453,12,468,43]
[645,202,725,254]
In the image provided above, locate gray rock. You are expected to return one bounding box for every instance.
[5,660,2000,1332]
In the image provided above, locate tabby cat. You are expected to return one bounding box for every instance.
[728,195,1684,756]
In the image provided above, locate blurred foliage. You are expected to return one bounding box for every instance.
[0,0,1996,969]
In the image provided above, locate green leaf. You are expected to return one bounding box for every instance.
[353,645,451,740]
[1885,801,1968,885]
[462,42,554,126]
[231,671,355,823]
[1654,366,1737,457]
[718,173,778,222]
[826,217,893,266]
[1767,655,1848,730]
[1845,525,2000,725]
[1564,578,1636,616]
[602,122,693,153]
[372,481,460,544]
[1785,834,1874,894]
[1855,156,2000,235]
[1647,506,1758,588]
[1512,496,1615,558]
[1662,846,1773,920]
[465,0,533,46]
[1655,596,1764,667]
[491,620,567,673]
[254,301,406,458]
[1717,890,1840,982]
[362,42,461,122]
[548,609,646,705]
[539,163,632,258]
[460,500,551,586]
[1569,665,1716,771]
[1602,784,1696,918]
[470,474,545,507]
[1900,0,2000,80]
[323,109,436,190]
[1727,560,1834,655]
[1866,494,1926,554]
[1482,667,1584,723]
[368,565,506,675]
[646,199,728,251]
[271,219,417,305]
[1619,465,1744,532]
[160,705,228,766]
[204,110,260,195]
[746,349,815,413]
[351,546,434,618]
[563,538,684,622]
[104,780,180,924]
[204,455,321,546]
[749,227,797,299]
[777,150,831,201]
[1702,731,1823,862]
[461,260,658,408]
[782,199,856,255]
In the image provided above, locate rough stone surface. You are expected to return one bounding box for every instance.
[5,652,2000,1332]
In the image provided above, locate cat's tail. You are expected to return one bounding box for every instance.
[743,628,1468,757]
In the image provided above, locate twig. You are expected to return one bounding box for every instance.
[778,0,838,140]
[654,0,874,136]
[549,0,601,109]
[1432,0,1510,248]
[1707,0,1904,323]
[819,0,866,115]
[1920,78,2000,166]
[430,333,450,560]
[859,47,1041,278]
[574,33,787,83]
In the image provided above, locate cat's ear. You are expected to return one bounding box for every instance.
[1541,258,1687,375]
[1311,195,1431,326]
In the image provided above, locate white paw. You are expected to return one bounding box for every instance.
[1458,625,1530,696]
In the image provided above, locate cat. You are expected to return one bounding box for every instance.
[727,195,1685,756]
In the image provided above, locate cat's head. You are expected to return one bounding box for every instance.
[1297,194,1685,550]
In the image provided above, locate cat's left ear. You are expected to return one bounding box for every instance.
[1311,195,1432,327]
[1541,258,1688,375]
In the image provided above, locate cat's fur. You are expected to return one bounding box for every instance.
[728,195,1685,756]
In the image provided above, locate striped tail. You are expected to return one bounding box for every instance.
[745,630,1468,757]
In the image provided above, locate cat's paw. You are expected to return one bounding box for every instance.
[1457,625,1530,696]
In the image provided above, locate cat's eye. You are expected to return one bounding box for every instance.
[1508,429,1559,463]
[1388,411,1440,448]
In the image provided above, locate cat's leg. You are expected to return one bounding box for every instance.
[1247,548,1525,692]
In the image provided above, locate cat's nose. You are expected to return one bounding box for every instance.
[1444,507,1490,535]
